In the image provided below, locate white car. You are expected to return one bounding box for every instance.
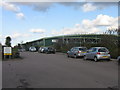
[38,47,45,53]
[29,47,36,52]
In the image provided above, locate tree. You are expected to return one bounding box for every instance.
[5,36,11,47]
[18,43,21,49]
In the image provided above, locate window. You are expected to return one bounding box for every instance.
[79,48,87,51]
[88,48,93,52]
[92,48,97,52]
[98,48,108,52]
[70,48,74,51]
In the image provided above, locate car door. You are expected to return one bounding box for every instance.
[70,48,75,57]
[73,48,78,55]
[90,48,97,59]
[68,48,73,57]
[86,48,93,59]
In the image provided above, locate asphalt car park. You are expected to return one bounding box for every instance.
[2,52,118,88]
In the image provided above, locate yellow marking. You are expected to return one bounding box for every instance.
[102,56,108,58]
[4,53,12,55]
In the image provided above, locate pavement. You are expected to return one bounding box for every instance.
[2,52,118,88]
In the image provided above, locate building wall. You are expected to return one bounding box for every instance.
[22,34,118,50]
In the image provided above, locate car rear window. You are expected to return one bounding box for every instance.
[79,48,87,51]
[31,47,35,49]
[98,48,108,52]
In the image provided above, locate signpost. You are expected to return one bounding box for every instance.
[3,47,12,59]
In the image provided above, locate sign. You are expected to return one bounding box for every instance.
[4,47,12,55]
[52,39,58,43]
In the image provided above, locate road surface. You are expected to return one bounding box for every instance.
[2,52,118,88]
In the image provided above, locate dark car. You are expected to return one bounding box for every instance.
[43,47,56,54]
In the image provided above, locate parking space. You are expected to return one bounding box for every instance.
[2,52,118,88]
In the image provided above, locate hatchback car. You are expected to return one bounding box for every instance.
[43,47,56,54]
[29,46,36,52]
[67,47,87,58]
[84,47,110,62]
[117,56,120,64]
[38,47,45,53]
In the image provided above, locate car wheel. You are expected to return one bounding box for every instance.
[84,55,87,60]
[94,57,98,62]
[107,59,110,61]
[46,52,49,54]
[67,54,70,57]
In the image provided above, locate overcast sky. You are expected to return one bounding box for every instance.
[0,1,119,46]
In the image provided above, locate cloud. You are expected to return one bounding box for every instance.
[14,2,54,12]
[1,1,25,20]
[0,1,20,12]
[82,14,118,28]
[13,2,117,13]
[11,32,30,39]
[30,29,46,33]
[51,14,118,36]
[11,33,21,38]
[32,2,54,12]
[16,12,25,19]
[2,32,31,46]
[82,3,96,12]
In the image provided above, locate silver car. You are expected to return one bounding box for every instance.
[38,47,44,53]
[117,56,120,63]
[67,47,87,58]
[84,47,110,62]
[29,46,36,52]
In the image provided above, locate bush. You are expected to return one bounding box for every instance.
[12,47,20,58]
[54,35,119,59]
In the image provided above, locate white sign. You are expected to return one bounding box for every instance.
[4,47,12,55]
[52,39,58,42]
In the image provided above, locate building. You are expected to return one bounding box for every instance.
[22,34,111,50]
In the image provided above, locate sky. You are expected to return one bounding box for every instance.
[0,0,119,46]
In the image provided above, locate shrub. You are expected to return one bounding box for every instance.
[12,47,20,58]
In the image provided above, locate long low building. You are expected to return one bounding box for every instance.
[21,34,118,51]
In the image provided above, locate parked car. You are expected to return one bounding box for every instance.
[43,47,56,54]
[29,46,36,52]
[38,47,45,53]
[83,47,110,62]
[67,47,87,58]
[117,56,120,64]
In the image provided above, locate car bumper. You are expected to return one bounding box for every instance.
[97,55,111,60]
[48,51,55,53]
[77,53,86,57]
[30,50,36,52]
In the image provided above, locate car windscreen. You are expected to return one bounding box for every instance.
[98,48,108,52]
[31,47,35,49]
[78,48,87,51]
[48,47,54,50]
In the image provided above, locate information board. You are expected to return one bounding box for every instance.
[4,47,12,55]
